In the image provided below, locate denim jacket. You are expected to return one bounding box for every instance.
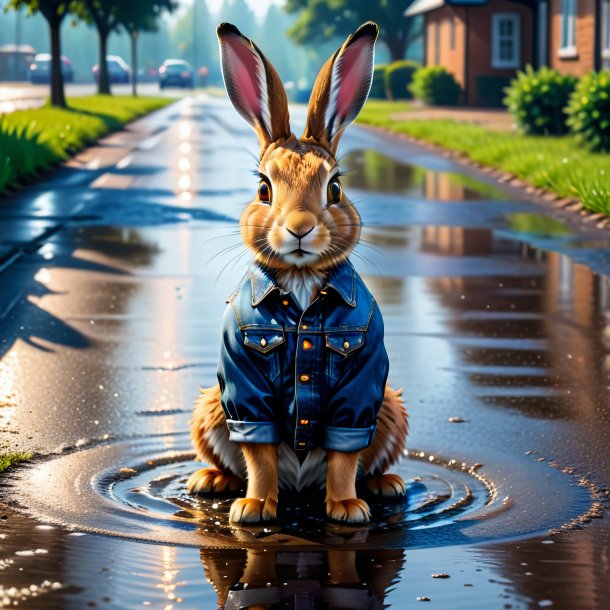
[217,261,389,453]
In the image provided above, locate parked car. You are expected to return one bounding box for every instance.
[159,59,194,89]
[93,55,130,84]
[29,53,74,84]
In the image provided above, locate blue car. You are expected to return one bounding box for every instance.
[159,59,194,89]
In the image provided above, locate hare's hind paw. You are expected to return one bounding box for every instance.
[229,497,277,523]
[186,467,243,495]
[326,499,370,524]
[365,473,406,498]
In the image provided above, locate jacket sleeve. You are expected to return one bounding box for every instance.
[322,301,390,452]
[217,304,281,444]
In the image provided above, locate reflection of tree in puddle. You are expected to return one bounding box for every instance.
[199,547,404,609]
[341,149,506,201]
[422,226,610,420]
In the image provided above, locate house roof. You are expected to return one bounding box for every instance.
[405,0,489,17]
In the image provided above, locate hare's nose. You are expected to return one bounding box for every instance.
[285,211,317,239]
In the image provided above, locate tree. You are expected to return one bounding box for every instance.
[116,0,175,97]
[6,0,72,107]
[79,0,121,94]
[284,0,422,63]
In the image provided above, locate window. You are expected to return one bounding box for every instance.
[602,0,610,66]
[492,13,520,69]
[559,0,577,57]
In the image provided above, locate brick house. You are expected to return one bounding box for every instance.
[406,0,610,106]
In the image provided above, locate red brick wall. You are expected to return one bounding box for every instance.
[424,0,534,105]
[426,5,467,91]
[549,0,597,75]
[466,1,534,105]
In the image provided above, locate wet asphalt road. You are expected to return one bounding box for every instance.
[1,94,610,609]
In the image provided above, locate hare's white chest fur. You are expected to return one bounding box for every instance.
[276,269,327,310]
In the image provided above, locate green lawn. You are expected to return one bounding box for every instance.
[0,96,173,195]
[0,452,32,474]
[358,102,610,216]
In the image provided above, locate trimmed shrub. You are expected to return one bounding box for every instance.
[503,65,577,135]
[384,60,419,100]
[566,70,610,152]
[369,64,388,99]
[409,66,461,106]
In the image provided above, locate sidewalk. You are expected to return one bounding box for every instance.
[391,104,515,132]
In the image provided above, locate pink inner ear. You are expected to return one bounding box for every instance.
[224,35,263,118]
[337,37,371,122]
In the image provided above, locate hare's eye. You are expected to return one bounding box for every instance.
[258,180,272,205]
[327,178,342,206]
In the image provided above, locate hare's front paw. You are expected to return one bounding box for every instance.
[229,497,277,523]
[365,473,406,498]
[326,499,370,524]
[186,468,243,495]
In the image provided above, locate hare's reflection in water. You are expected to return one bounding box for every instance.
[200,546,405,610]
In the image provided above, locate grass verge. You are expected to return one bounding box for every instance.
[358,103,610,216]
[0,452,32,474]
[0,96,172,195]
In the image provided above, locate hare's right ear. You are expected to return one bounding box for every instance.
[303,22,378,155]
[217,23,291,151]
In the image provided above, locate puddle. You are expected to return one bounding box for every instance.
[341,149,509,201]
[6,433,594,552]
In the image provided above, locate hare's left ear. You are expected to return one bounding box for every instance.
[303,22,378,154]
[217,22,291,152]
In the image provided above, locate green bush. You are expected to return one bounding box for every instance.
[369,64,388,99]
[384,60,419,100]
[566,70,610,152]
[503,65,577,135]
[409,66,461,106]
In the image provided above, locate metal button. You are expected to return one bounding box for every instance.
[343,341,350,350]
[302,339,312,350]
[319,290,327,295]
[298,441,307,447]
[299,419,309,425]
[302,324,308,330]
[299,374,310,383]
[260,338,267,347]
[282,299,289,306]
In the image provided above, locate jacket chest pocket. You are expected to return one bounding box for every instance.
[325,331,365,381]
[243,329,285,382]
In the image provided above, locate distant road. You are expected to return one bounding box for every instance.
[0,82,185,114]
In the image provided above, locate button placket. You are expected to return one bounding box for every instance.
[294,307,320,449]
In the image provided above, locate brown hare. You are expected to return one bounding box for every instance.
[187,21,408,525]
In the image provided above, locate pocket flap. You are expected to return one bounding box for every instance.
[325,332,365,356]
[244,329,285,354]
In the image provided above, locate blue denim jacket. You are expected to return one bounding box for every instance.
[217,261,389,453]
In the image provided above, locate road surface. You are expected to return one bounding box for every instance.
[0,94,609,609]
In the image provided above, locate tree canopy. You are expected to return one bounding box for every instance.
[284,0,421,62]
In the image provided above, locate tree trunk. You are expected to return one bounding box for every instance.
[98,30,111,95]
[385,33,407,62]
[131,31,138,97]
[48,17,66,108]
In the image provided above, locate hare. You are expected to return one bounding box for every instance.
[187,21,408,525]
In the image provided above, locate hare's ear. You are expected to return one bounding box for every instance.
[217,22,291,151]
[303,22,378,154]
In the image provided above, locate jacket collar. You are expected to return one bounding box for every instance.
[249,261,357,308]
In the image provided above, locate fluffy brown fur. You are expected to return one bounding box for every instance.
[187,22,408,525]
